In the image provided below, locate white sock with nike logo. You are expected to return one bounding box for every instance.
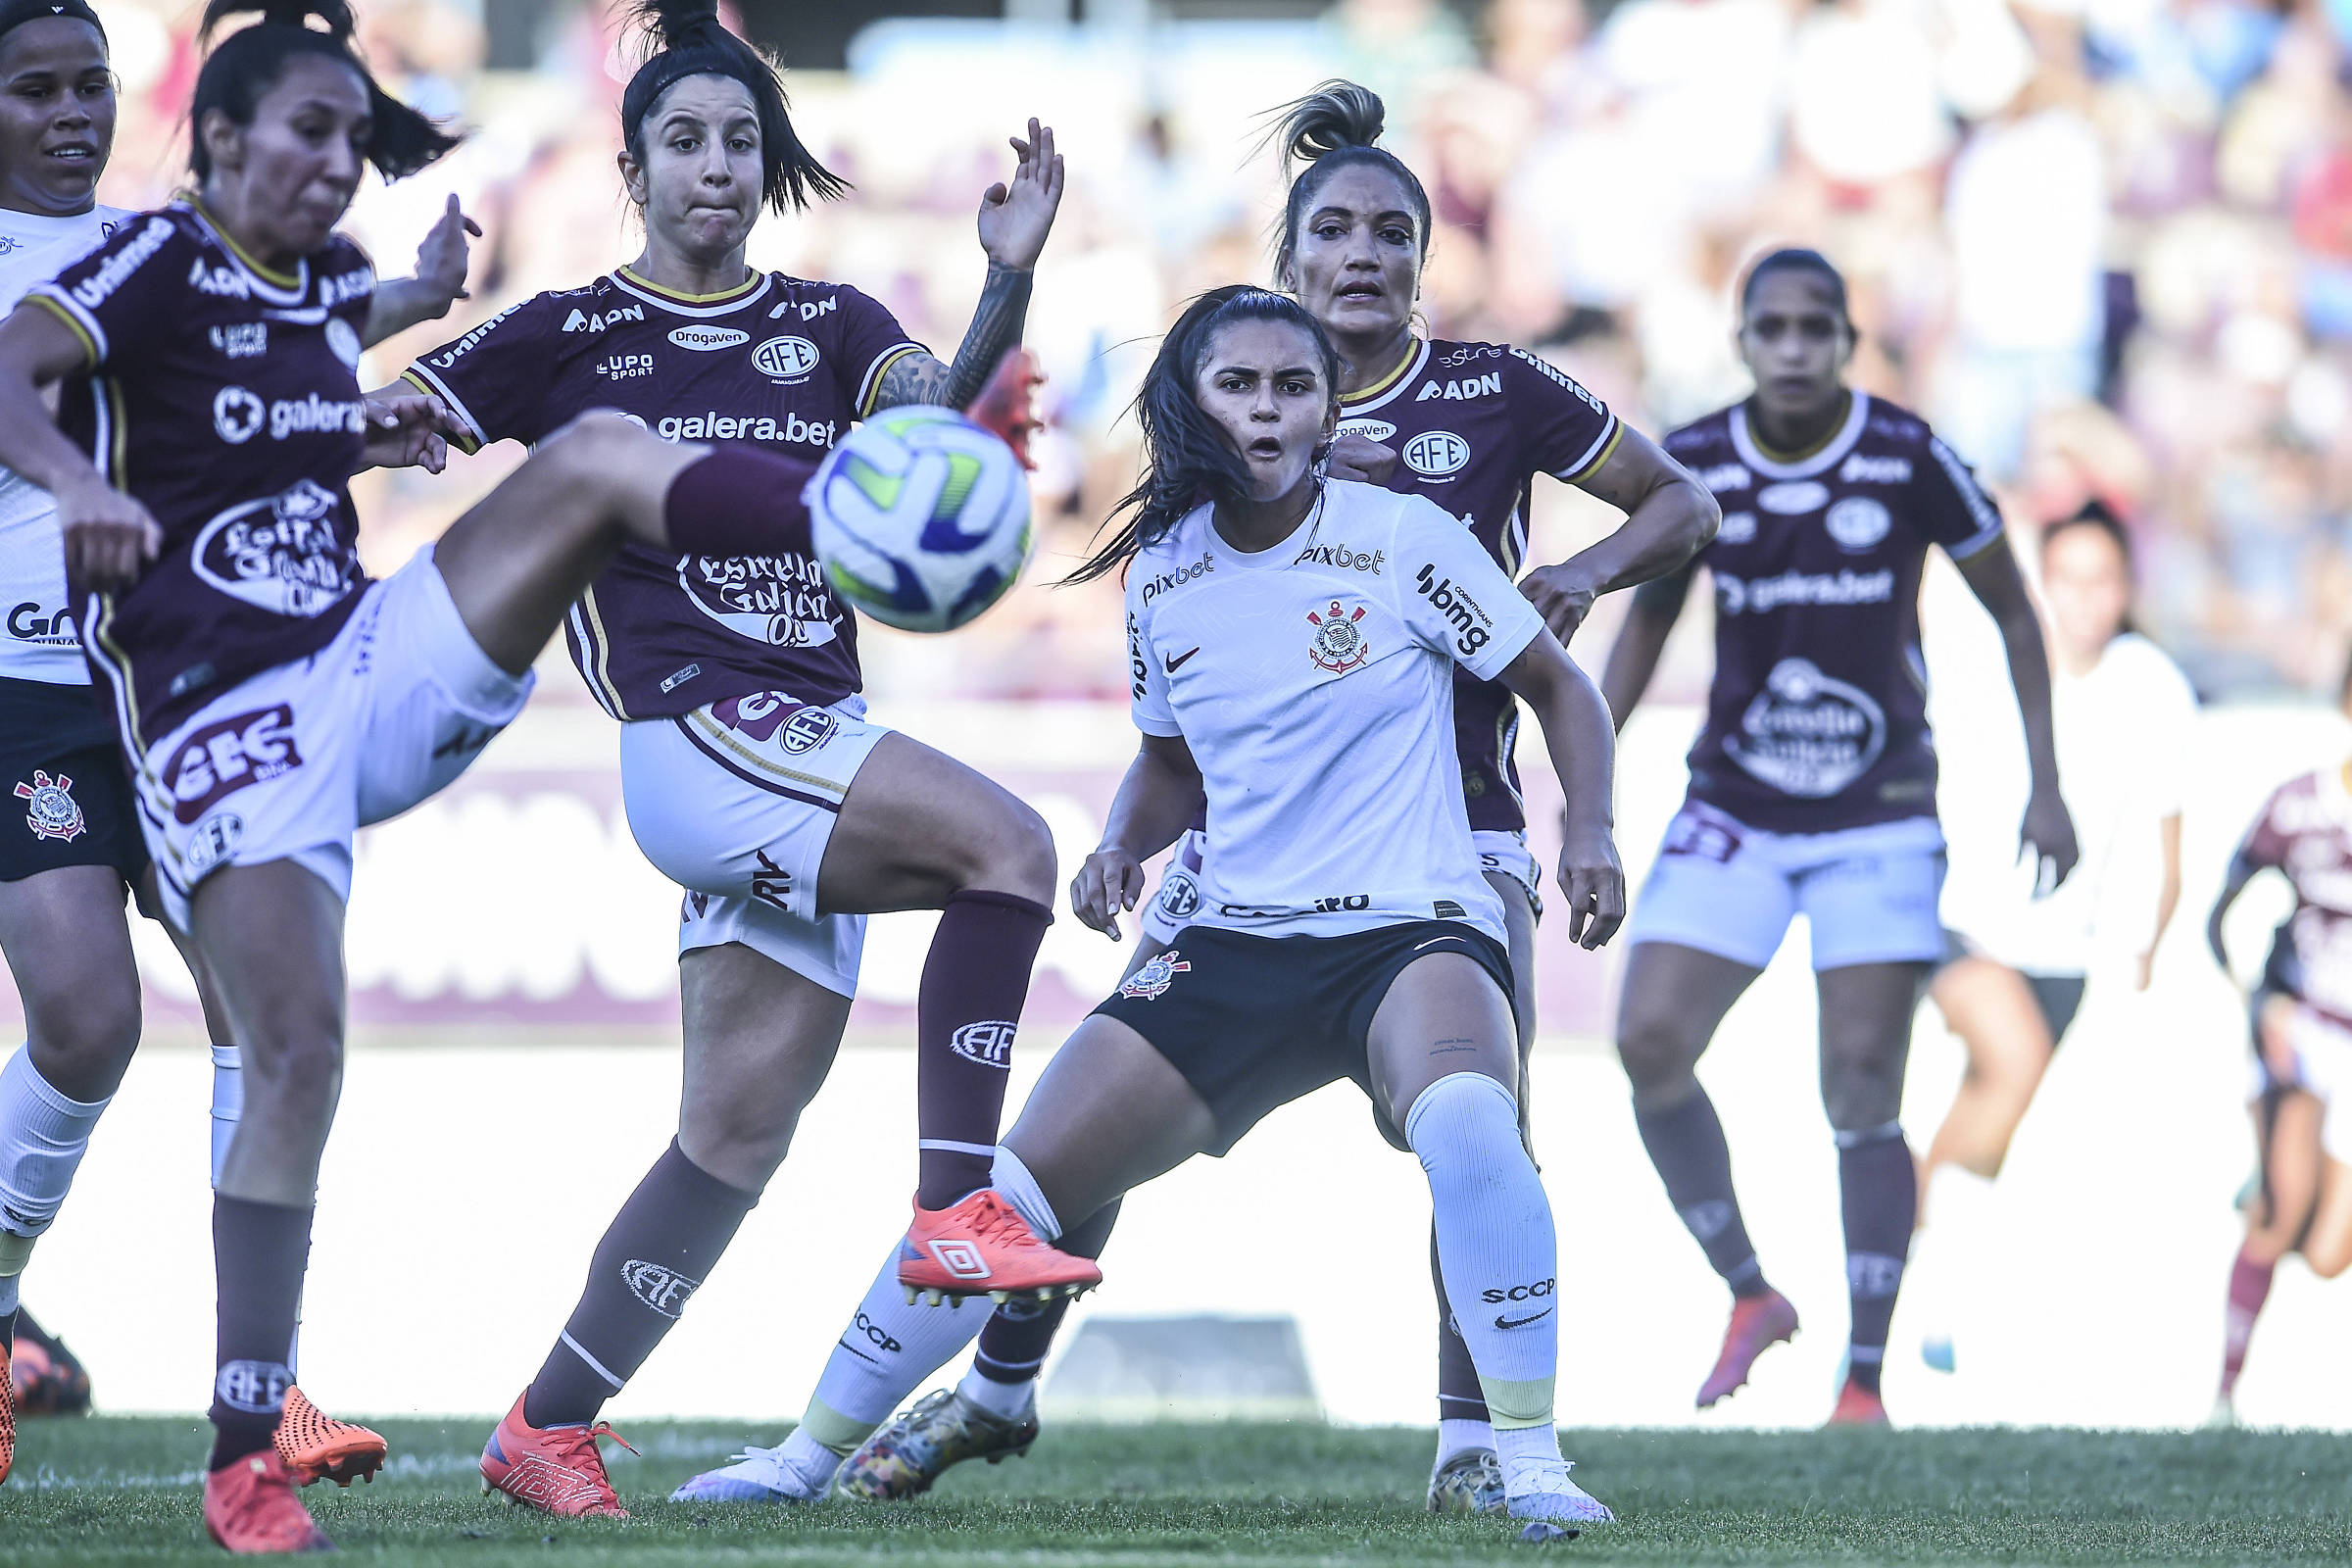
[1406,1071,1557,1439]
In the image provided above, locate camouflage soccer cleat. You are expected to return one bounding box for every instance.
[1426,1447,1507,1515]
[835,1388,1037,1501]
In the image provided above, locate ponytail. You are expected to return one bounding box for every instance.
[1262,79,1431,291]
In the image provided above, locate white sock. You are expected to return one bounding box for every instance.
[1916,1164,1995,1333]
[956,1365,1035,1422]
[1922,1162,1995,1240]
[1494,1421,1565,1498]
[1437,1416,1495,1466]
[210,1043,242,1187]
[1407,1072,1557,1435]
[800,1246,989,1454]
[0,1045,112,1304]
[990,1145,1060,1243]
[774,1427,846,1492]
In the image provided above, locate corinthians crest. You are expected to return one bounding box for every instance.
[1118,950,1193,1001]
[15,770,85,843]
[1306,600,1369,673]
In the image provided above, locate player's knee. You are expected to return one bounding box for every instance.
[961,794,1056,903]
[534,413,654,516]
[237,1022,344,1117]
[1616,999,1702,1102]
[2306,1235,2352,1280]
[23,976,140,1102]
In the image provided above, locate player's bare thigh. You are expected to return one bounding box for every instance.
[676,942,853,1192]
[814,731,1054,912]
[2299,1147,2352,1279]
[1000,1013,1217,1231]
[1614,942,1763,1108]
[0,863,141,1102]
[2245,1088,2325,1260]
[1485,869,1538,1137]
[1365,951,1521,1131]
[1925,955,2054,1175]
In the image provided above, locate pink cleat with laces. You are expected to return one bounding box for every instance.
[895,1189,1102,1304]
[479,1394,633,1517]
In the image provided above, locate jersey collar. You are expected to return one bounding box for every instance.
[179,198,309,306]
[1339,337,1428,416]
[609,265,772,318]
[1731,391,1871,480]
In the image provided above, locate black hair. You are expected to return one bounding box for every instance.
[1264,80,1431,292]
[1740,247,1851,325]
[0,0,104,51]
[190,0,458,181]
[1064,286,1342,586]
[619,0,845,217]
[2041,497,2139,640]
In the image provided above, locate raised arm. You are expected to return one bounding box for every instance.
[1955,537,2079,893]
[871,120,1062,414]
[363,195,481,349]
[1499,634,1625,950]
[1070,731,1204,940]
[1520,427,1719,642]
[1598,564,1693,733]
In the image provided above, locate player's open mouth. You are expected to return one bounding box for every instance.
[1335,283,1383,301]
[1247,437,1283,459]
[42,143,96,163]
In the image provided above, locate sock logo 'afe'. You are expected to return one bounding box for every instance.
[621,1259,702,1318]
[949,1021,1016,1070]
[215,1359,292,1414]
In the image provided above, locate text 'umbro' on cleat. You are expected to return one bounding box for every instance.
[895,1189,1102,1300]
[203,1448,334,1554]
[836,1388,1038,1501]
[1696,1288,1800,1408]
[1427,1448,1507,1516]
[669,1441,831,1505]
[1828,1377,1889,1427]
[1502,1456,1615,1525]
[479,1394,632,1517]
[12,1308,93,1415]
[273,1388,386,1488]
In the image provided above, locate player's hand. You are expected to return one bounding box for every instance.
[363,391,450,473]
[2021,786,2080,898]
[1519,564,1599,644]
[1556,819,1626,950]
[976,119,1062,272]
[1070,845,1145,940]
[55,474,161,594]
[409,194,480,318]
[2134,948,2156,991]
[1322,432,1396,484]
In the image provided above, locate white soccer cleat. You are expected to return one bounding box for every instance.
[669,1442,832,1505]
[1503,1455,1616,1525]
[2204,1395,2239,1431]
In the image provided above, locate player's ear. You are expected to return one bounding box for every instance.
[199,107,242,178]
[616,147,648,210]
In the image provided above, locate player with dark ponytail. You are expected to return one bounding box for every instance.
[394,0,1095,1519]
[0,0,936,1544]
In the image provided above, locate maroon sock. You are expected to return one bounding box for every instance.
[208,1196,314,1471]
[1431,1226,1488,1422]
[972,1200,1119,1384]
[1635,1091,1770,1297]
[524,1140,758,1429]
[662,450,819,561]
[2222,1249,2275,1396]
[1838,1123,1916,1397]
[916,890,1053,1209]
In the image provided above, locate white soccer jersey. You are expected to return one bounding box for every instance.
[1126,479,1547,947]
[0,202,130,685]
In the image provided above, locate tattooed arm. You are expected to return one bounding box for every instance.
[871,119,1062,413]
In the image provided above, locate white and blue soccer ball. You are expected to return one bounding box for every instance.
[807,405,1033,634]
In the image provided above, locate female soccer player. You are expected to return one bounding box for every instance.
[394,0,1092,1517]
[684,284,1629,1524]
[0,0,471,1488]
[1598,248,2077,1425]
[2205,660,2352,1425]
[0,0,911,1544]
[825,79,1717,1516]
[1910,501,2193,1372]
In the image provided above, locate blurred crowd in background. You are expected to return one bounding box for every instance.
[80,0,2352,703]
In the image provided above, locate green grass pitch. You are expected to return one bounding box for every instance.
[3,1418,2347,1565]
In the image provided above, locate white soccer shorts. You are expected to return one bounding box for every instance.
[1625,802,1947,971]
[619,693,889,999]
[1139,826,1543,948]
[131,548,532,931]
[2269,1003,2352,1165]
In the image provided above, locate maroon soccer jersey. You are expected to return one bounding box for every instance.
[2237,770,2352,1028]
[405,269,925,720]
[1664,393,2005,835]
[26,203,375,750]
[1337,338,1619,832]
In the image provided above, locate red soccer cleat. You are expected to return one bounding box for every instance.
[203,1448,334,1554]
[1829,1376,1889,1426]
[0,1342,15,1487]
[896,1189,1102,1303]
[273,1386,386,1487]
[965,349,1043,469]
[479,1394,631,1517]
[13,1308,93,1415]
[1696,1288,1800,1408]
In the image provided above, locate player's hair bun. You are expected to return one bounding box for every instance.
[199,0,357,43]
[1270,79,1387,167]
[625,0,725,56]
[615,0,846,215]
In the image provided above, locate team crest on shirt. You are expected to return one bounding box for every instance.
[1306,600,1370,673]
[14,771,85,842]
[1118,950,1193,1001]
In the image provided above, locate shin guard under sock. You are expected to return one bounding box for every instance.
[1634,1089,1767,1297]
[804,1248,993,1455]
[1837,1122,1916,1396]
[210,1196,314,1470]
[915,893,1052,1208]
[1431,1225,1490,1427]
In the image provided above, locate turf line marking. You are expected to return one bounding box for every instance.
[22,1432,756,1491]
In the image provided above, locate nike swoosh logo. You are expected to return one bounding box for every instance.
[1165,647,1201,673]
[1495,1307,1553,1330]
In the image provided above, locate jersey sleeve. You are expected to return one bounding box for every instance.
[828,284,928,419]
[399,297,560,453]
[1390,492,1545,681]
[2238,784,2296,872]
[1125,565,1179,737]
[1915,432,2005,561]
[1505,347,1621,483]
[23,214,191,372]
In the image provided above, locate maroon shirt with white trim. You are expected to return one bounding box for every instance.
[2238,770,2352,1029]
[1338,339,1620,832]
[405,269,924,720]
[24,202,374,749]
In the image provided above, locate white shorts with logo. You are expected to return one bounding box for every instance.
[132,548,533,930]
[1625,802,1947,971]
[2264,1003,2352,1165]
[1138,826,1542,947]
[619,692,890,998]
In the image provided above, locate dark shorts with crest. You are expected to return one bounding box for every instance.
[1092,920,1513,1155]
[0,676,146,886]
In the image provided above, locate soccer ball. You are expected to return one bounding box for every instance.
[807,405,1033,634]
